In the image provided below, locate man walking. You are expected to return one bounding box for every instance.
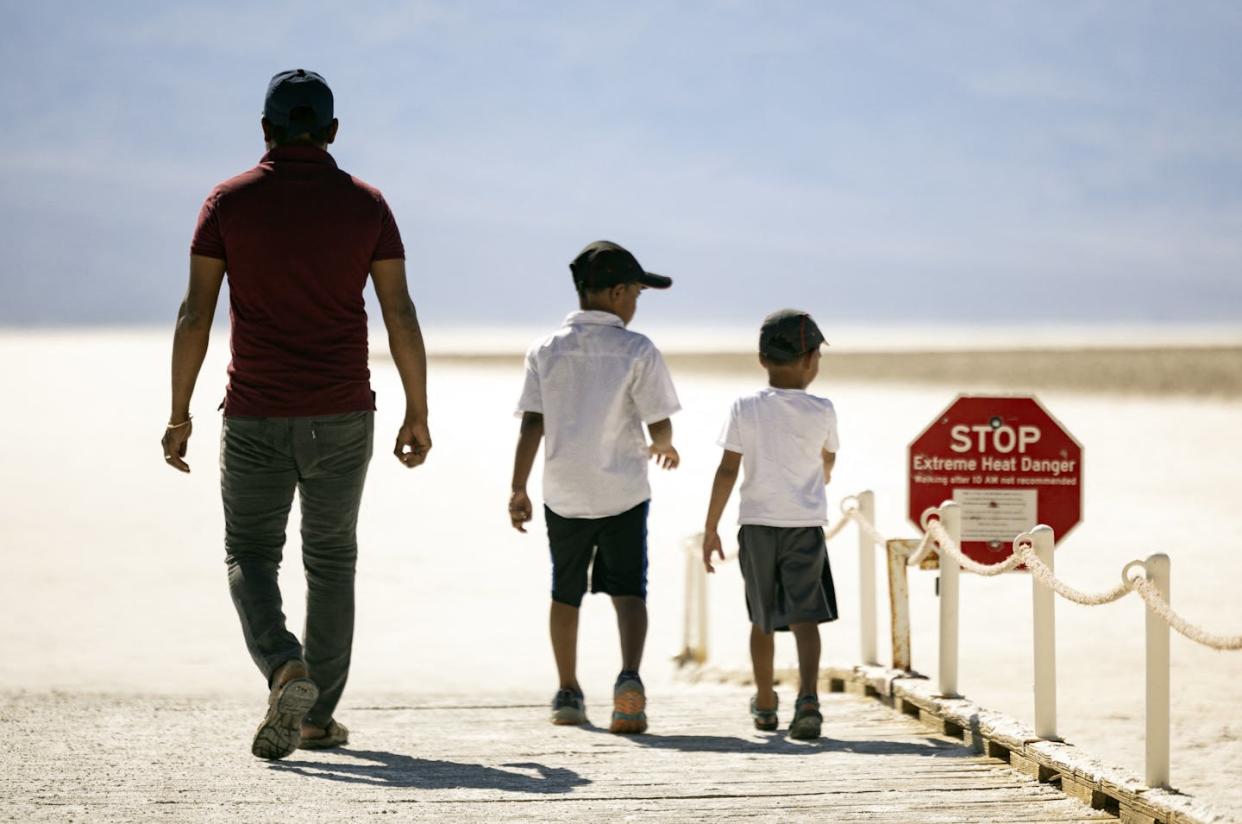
[161,69,431,760]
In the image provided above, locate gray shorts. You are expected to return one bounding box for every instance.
[738,525,839,634]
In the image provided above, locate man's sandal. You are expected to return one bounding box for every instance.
[252,675,319,760]
[299,719,349,750]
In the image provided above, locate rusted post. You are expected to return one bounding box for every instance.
[886,540,912,672]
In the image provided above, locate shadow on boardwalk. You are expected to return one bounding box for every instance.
[268,749,590,793]
[582,724,970,758]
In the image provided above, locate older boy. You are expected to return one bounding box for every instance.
[509,240,681,735]
[702,310,839,740]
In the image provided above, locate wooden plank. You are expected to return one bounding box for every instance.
[814,665,1235,824]
[1,686,1118,823]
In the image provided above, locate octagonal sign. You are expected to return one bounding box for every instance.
[908,395,1083,567]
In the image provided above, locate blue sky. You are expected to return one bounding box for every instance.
[2,1,1241,328]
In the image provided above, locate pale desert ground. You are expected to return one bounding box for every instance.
[1,328,1240,817]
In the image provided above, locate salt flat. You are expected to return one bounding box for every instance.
[0,329,1239,817]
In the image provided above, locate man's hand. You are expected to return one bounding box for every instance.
[162,420,193,473]
[165,254,224,474]
[649,442,680,470]
[394,418,432,467]
[373,259,431,469]
[702,530,725,573]
[509,489,533,533]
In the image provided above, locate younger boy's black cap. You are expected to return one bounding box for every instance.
[759,309,826,362]
[570,240,673,291]
[264,69,334,132]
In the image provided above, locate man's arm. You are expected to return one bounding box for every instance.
[162,254,225,473]
[509,412,544,532]
[702,449,742,572]
[646,418,680,470]
[371,258,431,468]
[822,449,837,484]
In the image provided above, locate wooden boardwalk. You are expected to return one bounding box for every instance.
[3,683,1113,823]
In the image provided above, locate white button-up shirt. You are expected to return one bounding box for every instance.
[517,311,681,519]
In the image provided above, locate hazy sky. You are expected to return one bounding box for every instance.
[3,1,1241,328]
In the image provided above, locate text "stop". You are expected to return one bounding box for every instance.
[950,424,1041,454]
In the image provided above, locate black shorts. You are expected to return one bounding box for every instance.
[738,524,839,634]
[545,501,649,607]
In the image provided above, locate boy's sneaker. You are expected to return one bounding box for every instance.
[609,671,648,734]
[750,692,779,731]
[550,688,587,725]
[789,694,822,740]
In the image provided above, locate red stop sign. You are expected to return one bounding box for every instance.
[908,395,1083,567]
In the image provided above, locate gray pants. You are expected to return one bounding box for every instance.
[220,411,374,727]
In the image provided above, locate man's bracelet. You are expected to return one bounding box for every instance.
[166,416,193,430]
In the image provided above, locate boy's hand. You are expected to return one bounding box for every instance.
[702,530,725,573]
[649,443,680,470]
[509,489,533,533]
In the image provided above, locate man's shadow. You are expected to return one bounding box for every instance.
[581,723,971,757]
[268,749,589,794]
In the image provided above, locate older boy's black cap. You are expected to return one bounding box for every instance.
[264,69,334,132]
[759,309,826,362]
[570,240,673,291]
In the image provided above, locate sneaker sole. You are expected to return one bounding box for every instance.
[610,687,648,734]
[252,678,319,760]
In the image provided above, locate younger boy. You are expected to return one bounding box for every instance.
[509,240,681,735]
[702,309,839,740]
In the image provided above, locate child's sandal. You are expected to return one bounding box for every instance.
[789,694,822,740]
[750,693,779,731]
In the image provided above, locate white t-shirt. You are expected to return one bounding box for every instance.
[717,387,840,527]
[516,311,681,519]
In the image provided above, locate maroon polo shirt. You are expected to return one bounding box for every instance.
[190,145,405,417]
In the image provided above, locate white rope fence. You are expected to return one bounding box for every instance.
[913,516,1242,649]
[836,492,1242,649]
[839,496,943,567]
[821,513,853,543]
[837,492,1242,789]
[1129,574,1242,651]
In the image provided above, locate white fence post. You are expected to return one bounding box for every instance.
[678,539,709,667]
[937,500,961,698]
[858,490,878,666]
[1030,525,1058,740]
[1145,553,1171,789]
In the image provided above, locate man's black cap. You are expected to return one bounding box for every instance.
[759,309,826,362]
[570,241,673,291]
[264,69,334,133]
